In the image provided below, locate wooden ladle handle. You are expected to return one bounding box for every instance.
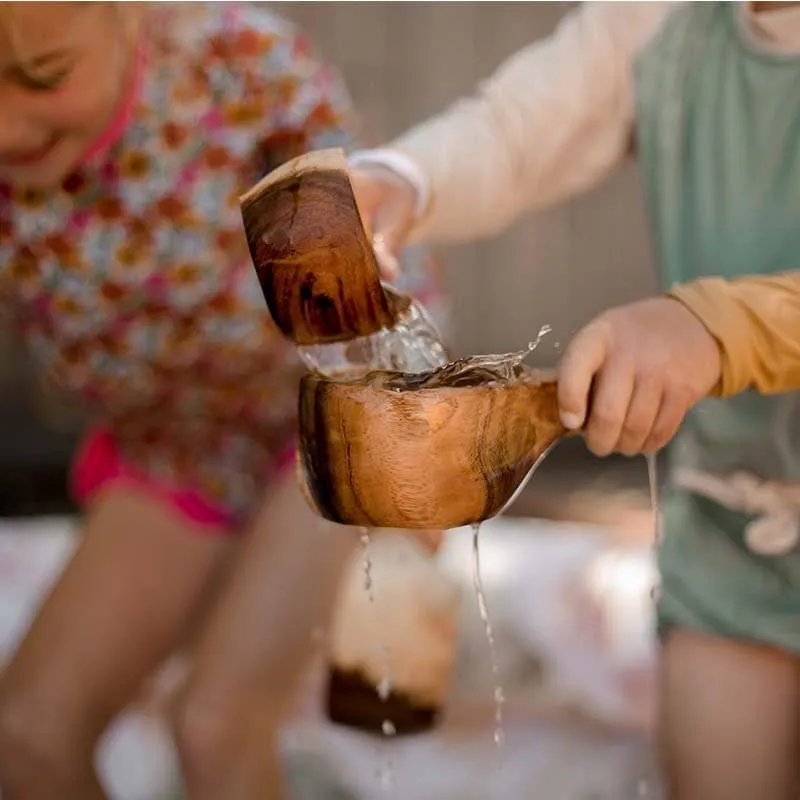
[240,148,401,346]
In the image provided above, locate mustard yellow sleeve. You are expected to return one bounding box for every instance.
[667,272,800,398]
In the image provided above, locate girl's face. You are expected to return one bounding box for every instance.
[0,2,133,189]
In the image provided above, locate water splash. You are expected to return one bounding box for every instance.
[298,289,450,378]
[471,523,506,752]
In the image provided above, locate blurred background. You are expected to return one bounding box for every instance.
[0,3,663,798]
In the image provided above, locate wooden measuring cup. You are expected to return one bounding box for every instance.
[297,363,567,530]
[240,147,407,346]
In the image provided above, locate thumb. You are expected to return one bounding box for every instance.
[351,167,417,281]
[557,325,609,430]
[371,228,402,282]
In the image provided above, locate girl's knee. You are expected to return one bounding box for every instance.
[170,683,281,788]
[0,686,87,793]
[170,691,229,777]
[171,688,241,783]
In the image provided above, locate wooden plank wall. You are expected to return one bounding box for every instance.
[275,1,659,364]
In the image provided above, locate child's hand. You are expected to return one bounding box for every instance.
[556,297,722,456]
[350,165,419,281]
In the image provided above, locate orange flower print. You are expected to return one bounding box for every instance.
[225,189,241,210]
[96,197,125,222]
[168,317,197,345]
[208,33,234,61]
[259,130,308,173]
[170,263,201,286]
[224,100,264,127]
[116,241,146,269]
[306,103,340,130]
[162,121,189,149]
[100,281,126,303]
[96,333,129,360]
[141,302,172,325]
[52,295,81,317]
[204,146,232,170]
[120,150,151,180]
[272,76,297,106]
[8,246,38,282]
[60,340,89,366]
[44,234,79,268]
[215,229,242,254]
[157,195,194,226]
[126,217,151,243]
[207,291,238,315]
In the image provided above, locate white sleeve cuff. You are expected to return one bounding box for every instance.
[347,148,430,220]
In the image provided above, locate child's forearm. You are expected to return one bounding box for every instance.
[668,272,800,397]
[382,3,671,245]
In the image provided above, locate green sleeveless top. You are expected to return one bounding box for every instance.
[634,2,800,483]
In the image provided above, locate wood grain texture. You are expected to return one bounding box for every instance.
[298,367,567,530]
[240,148,400,346]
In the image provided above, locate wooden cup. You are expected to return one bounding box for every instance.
[240,148,405,346]
[297,366,567,530]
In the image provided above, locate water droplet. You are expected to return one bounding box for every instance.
[381,719,397,737]
[377,675,392,701]
[380,765,395,792]
[493,727,506,748]
[360,528,375,602]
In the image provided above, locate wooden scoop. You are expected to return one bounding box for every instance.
[240,148,404,346]
[297,361,567,530]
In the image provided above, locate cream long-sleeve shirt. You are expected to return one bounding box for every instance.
[356,2,800,398]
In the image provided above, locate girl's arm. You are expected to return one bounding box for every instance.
[669,272,800,397]
[355,2,672,244]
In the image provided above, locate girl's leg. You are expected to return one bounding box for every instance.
[170,473,357,800]
[0,485,231,800]
[659,628,800,800]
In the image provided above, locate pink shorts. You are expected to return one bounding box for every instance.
[71,427,297,532]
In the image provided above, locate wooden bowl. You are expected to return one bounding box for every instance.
[297,361,567,530]
[240,148,403,346]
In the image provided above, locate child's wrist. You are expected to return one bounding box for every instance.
[348,148,430,222]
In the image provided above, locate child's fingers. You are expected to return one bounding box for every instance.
[642,390,688,453]
[372,232,401,281]
[557,325,609,431]
[583,357,636,456]
[616,377,663,455]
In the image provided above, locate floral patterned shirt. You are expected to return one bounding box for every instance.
[0,3,445,521]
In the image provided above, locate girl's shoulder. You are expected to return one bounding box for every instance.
[145,3,313,91]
